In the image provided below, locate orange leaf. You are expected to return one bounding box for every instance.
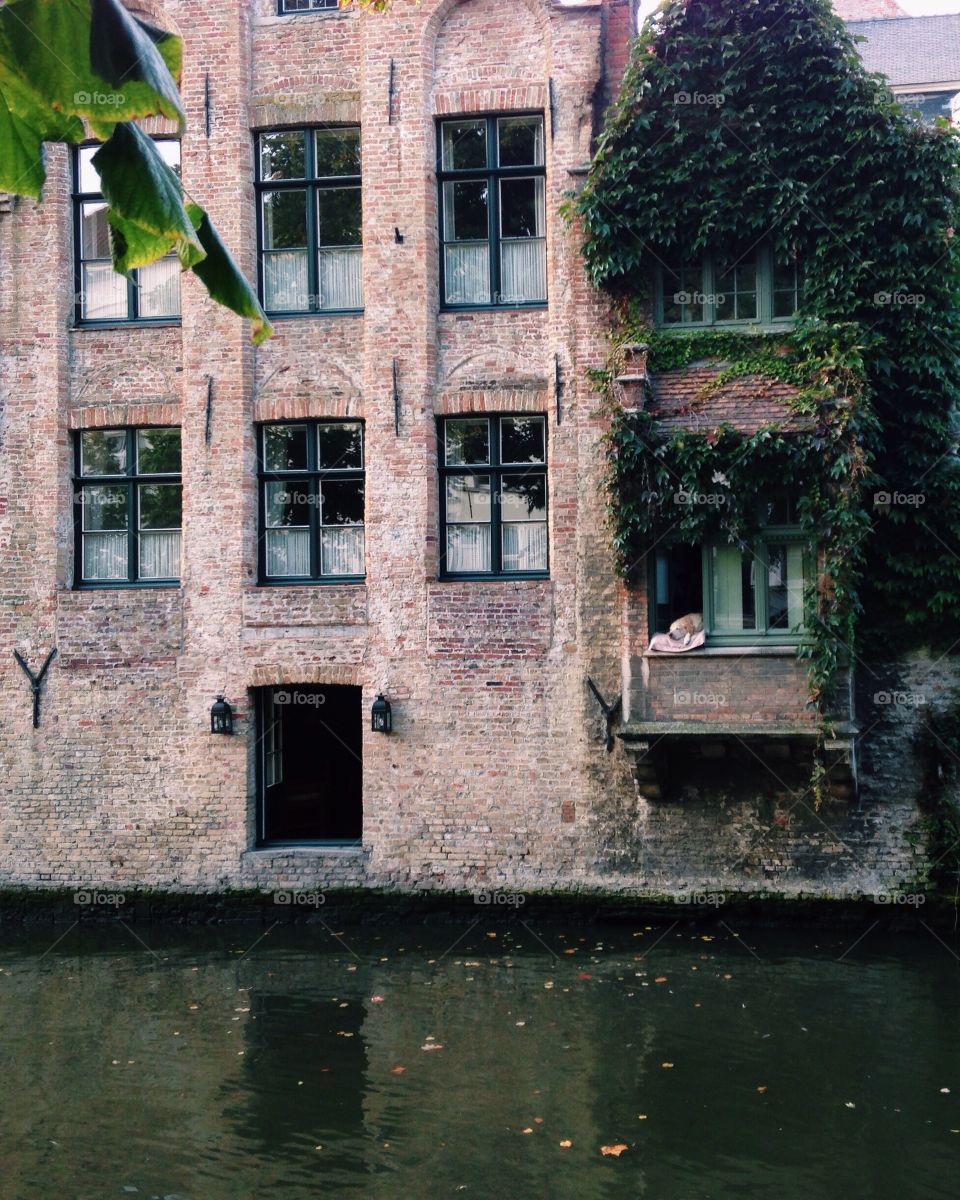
[661,1062,674,1069]
[390,1066,406,1074]
[654,976,668,983]
[559,1139,573,1148]
[600,1143,629,1157]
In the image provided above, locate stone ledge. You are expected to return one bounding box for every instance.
[644,645,801,658]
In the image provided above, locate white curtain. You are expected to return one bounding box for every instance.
[712,545,752,630]
[83,531,127,580]
[502,523,547,572]
[446,524,491,573]
[444,243,490,305]
[263,250,309,311]
[318,247,362,310]
[139,530,180,579]
[266,528,310,576]
[321,527,364,576]
[81,263,127,320]
[500,239,546,303]
[138,257,180,318]
[786,543,805,629]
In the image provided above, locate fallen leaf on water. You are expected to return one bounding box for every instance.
[637,1114,648,1120]
[487,932,497,939]
[723,974,733,980]
[845,1102,856,1109]
[559,1139,573,1147]
[544,981,554,990]
[534,1117,544,1124]
[941,1088,951,1094]
[563,949,576,955]
[390,1066,406,1074]
[521,1127,534,1135]
[421,1043,444,1051]
[578,972,593,980]
[661,1062,674,1069]
[600,1143,629,1157]
[757,1086,768,1094]
[654,976,668,983]
[370,995,385,1003]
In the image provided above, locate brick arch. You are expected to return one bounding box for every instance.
[428,0,551,111]
[252,357,364,423]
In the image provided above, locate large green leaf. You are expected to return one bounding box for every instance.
[187,204,273,346]
[0,0,183,195]
[93,123,203,266]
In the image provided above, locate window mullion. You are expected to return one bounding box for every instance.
[312,471,322,578]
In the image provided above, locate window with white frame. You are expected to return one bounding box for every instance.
[74,141,181,323]
[437,115,547,308]
[74,428,182,585]
[256,127,363,314]
[439,415,548,577]
[655,246,799,327]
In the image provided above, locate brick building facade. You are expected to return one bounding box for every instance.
[0,0,948,900]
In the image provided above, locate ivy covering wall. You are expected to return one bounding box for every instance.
[575,0,960,706]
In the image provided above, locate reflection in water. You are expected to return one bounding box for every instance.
[0,922,957,1199]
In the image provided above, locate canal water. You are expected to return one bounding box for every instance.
[0,917,958,1199]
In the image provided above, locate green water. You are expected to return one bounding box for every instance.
[0,918,958,1199]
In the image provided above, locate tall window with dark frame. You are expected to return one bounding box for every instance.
[74,428,182,585]
[438,115,547,308]
[258,421,365,582]
[439,415,548,577]
[256,127,363,314]
[74,141,181,323]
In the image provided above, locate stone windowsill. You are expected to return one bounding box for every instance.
[644,645,801,658]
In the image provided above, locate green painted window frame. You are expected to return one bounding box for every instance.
[652,528,812,646]
[653,245,799,329]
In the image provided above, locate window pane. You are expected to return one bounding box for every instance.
[263,251,309,311]
[317,187,361,246]
[139,484,182,531]
[139,530,180,579]
[137,428,181,474]
[266,529,311,577]
[446,474,491,522]
[500,177,544,239]
[80,201,112,258]
[716,261,757,322]
[661,265,704,324]
[265,481,310,528]
[502,522,547,572]
[711,544,756,631]
[81,484,128,531]
[137,256,180,318]
[81,430,126,476]
[773,261,799,318]
[78,146,101,194]
[498,117,544,167]
[443,179,490,302]
[318,247,362,309]
[315,127,361,177]
[653,544,703,634]
[321,527,364,575]
[767,543,805,631]
[444,180,488,241]
[262,190,307,248]
[446,524,491,573]
[501,417,545,464]
[81,262,127,320]
[441,120,487,170]
[260,131,305,180]
[83,532,128,580]
[500,474,546,522]
[155,140,181,175]
[264,425,308,471]
[445,419,489,465]
[763,495,795,525]
[318,423,363,469]
[321,479,364,526]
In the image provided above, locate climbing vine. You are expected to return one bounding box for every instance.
[576,0,960,709]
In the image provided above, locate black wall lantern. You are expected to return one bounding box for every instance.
[371,692,392,733]
[210,695,234,735]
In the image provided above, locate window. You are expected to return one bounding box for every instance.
[74,427,182,585]
[74,141,181,323]
[655,246,799,327]
[256,127,362,314]
[437,115,546,308]
[279,0,338,11]
[653,499,808,643]
[439,415,548,577]
[258,421,365,582]
[896,89,959,125]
